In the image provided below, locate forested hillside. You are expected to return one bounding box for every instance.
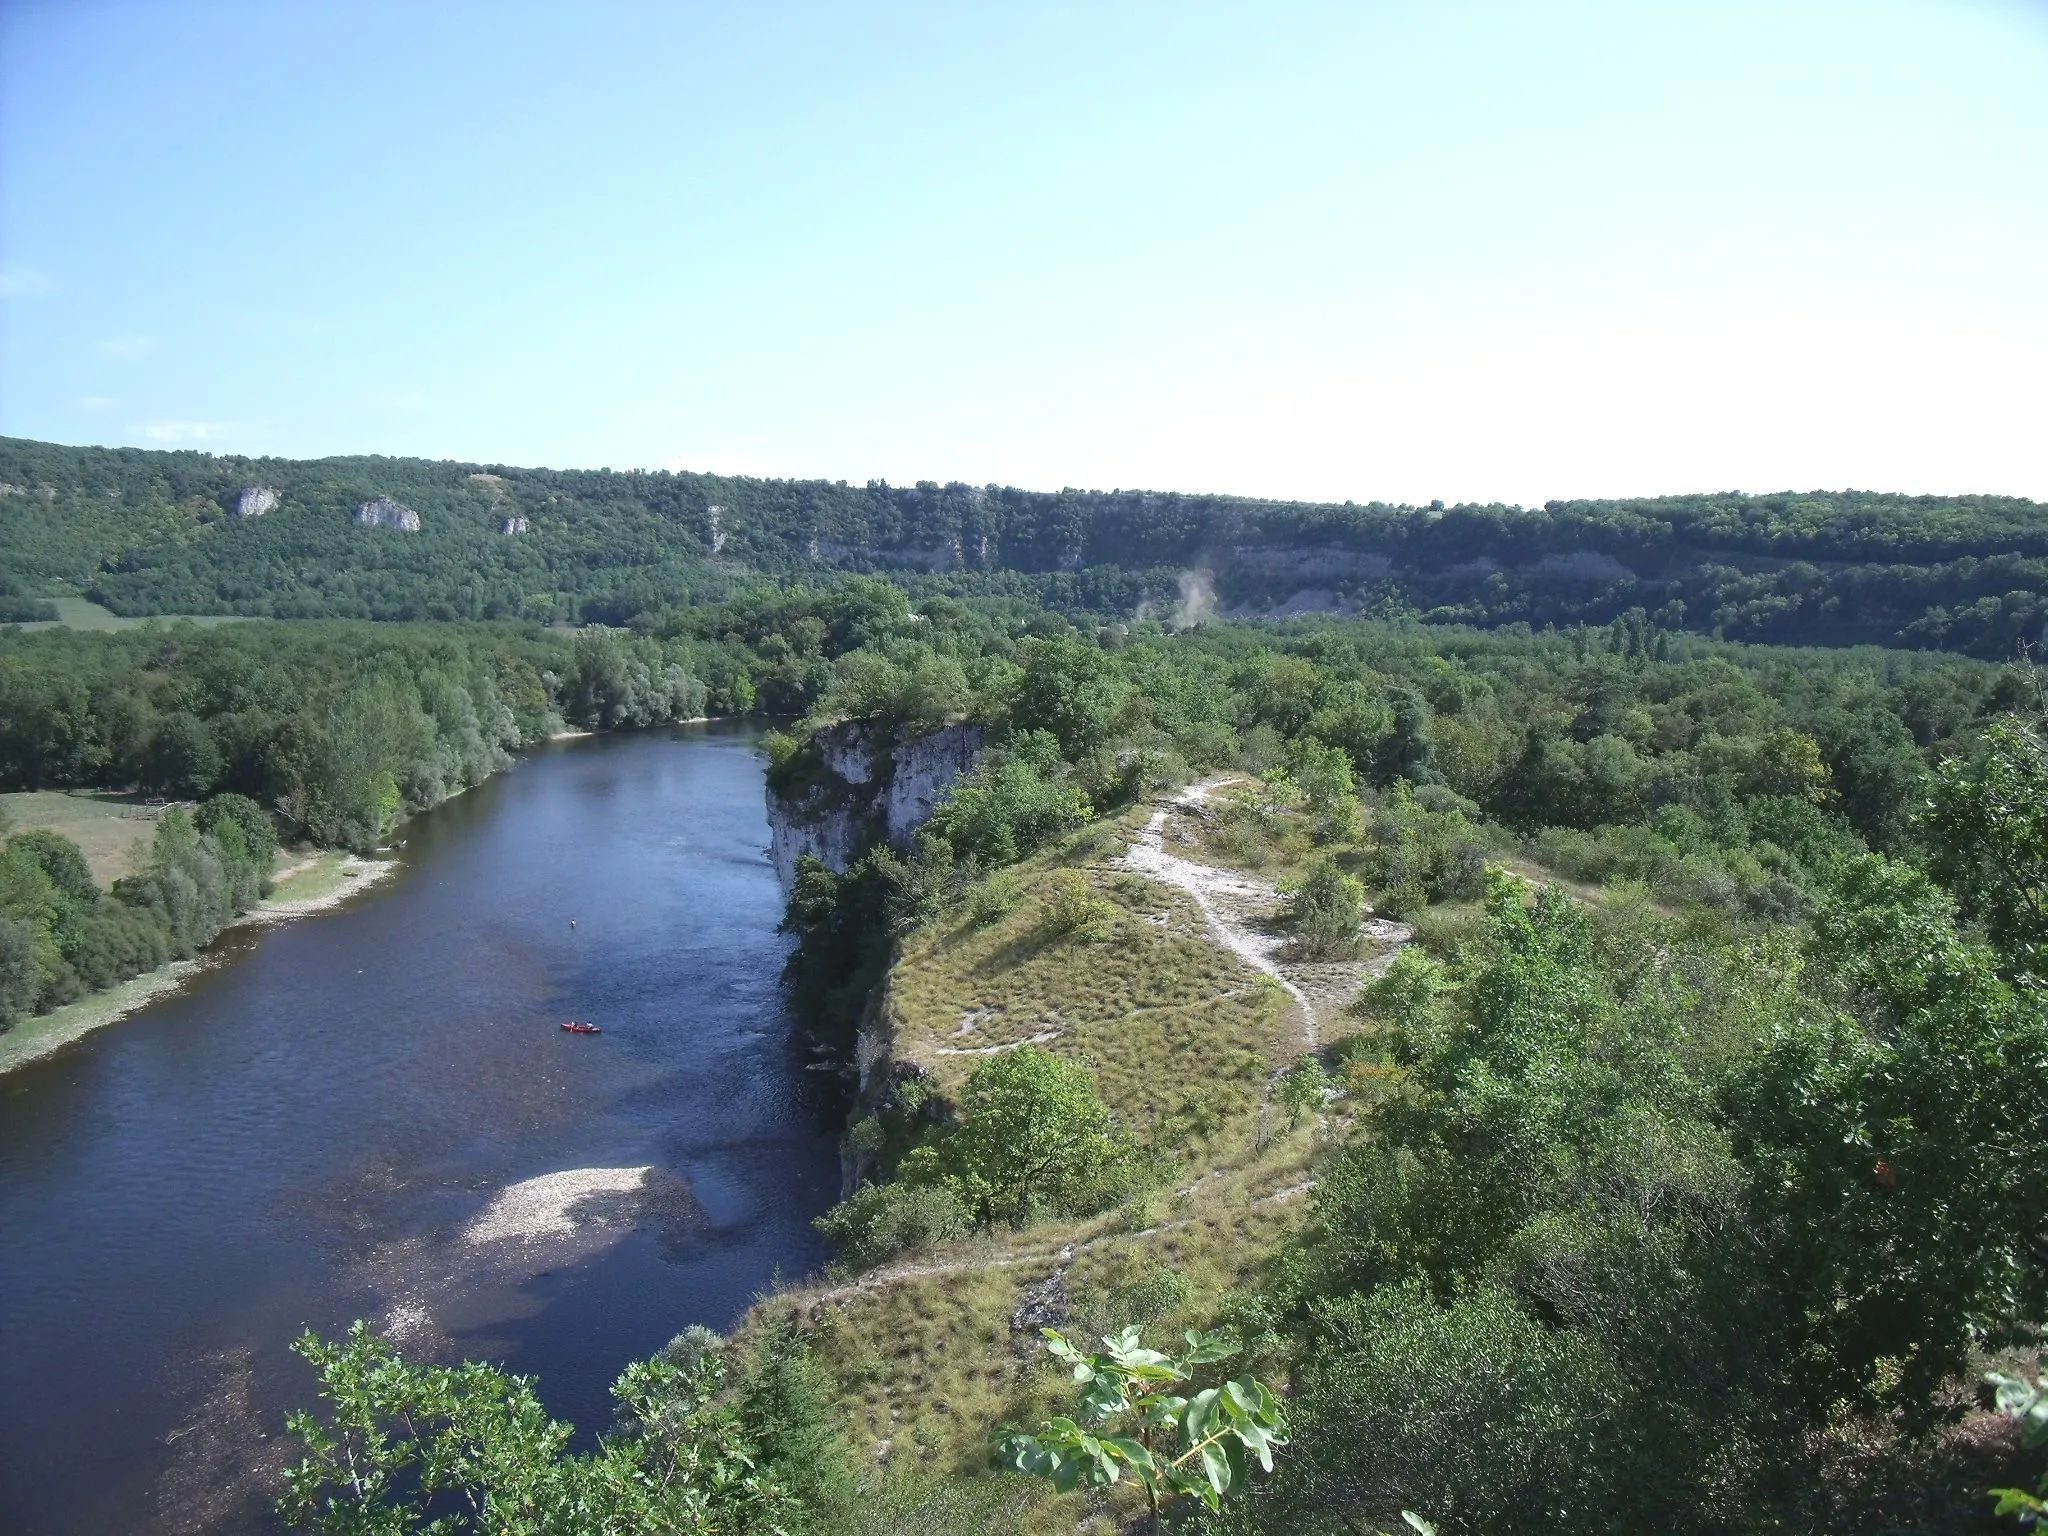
[5,436,2047,655]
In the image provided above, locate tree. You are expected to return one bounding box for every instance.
[812,1180,970,1269]
[143,710,222,797]
[736,1324,854,1516]
[1276,1057,1333,1130]
[904,1045,1127,1226]
[925,758,1088,866]
[996,1325,1288,1525]
[6,827,96,906]
[0,915,35,1027]
[1922,717,2048,979]
[1010,636,1124,757]
[1282,858,1365,959]
[1727,854,2048,1425]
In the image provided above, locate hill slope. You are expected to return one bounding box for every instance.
[4,436,2045,654]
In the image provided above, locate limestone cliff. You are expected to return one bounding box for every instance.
[765,721,983,890]
[356,496,421,531]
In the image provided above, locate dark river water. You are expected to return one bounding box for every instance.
[0,726,842,1535]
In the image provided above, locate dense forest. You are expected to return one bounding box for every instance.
[6,435,2048,655]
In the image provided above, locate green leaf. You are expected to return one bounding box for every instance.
[1182,1327,1241,1366]
[1101,1435,1156,1474]
[1183,1386,1221,1447]
[1043,1330,1085,1364]
[1200,1440,1233,1501]
[1138,1394,1187,1431]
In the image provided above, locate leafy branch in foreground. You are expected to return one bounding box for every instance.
[279,1321,789,1534]
[1990,1365,2048,1523]
[994,1325,1287,1523]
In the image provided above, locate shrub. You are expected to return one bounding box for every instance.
[1042,869,1115,942]
[926,758,1088,867]
[1282,858,1366,958]
[1363,785,1490,915]
[963,868,1024,926]
[1074,1252,1196,1341]
[902,1045,1134,1226]
[812,1181,970,1270]
[1277,1057,1334,1129]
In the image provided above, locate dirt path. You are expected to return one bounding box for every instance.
[1115,780,1319,1037]
[1114,780,1413,1050]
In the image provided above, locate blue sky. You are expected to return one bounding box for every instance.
[2,0,2044,504]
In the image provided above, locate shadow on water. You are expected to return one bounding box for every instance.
[0,724,844,1535]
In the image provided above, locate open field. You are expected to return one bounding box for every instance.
[0,789,172,885]
[15,596,251,631]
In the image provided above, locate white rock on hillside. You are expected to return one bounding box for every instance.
[500,515,529,534]
[235,486,279,517]
[356,496,421,531]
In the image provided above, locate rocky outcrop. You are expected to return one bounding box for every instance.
[500,516,529,534]
[766,721,983,889]
[356,496,421,531]
[234,486,278,518]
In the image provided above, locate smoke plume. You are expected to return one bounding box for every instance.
[1173,569,1216,629]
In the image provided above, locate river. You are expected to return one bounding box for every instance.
[0,725,842,1535]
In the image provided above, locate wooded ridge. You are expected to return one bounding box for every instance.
[5,436,2045,655]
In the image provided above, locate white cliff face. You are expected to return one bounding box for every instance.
[883,726,982,843]
[357,496,422,531]
[768,797,873,890]
[765,722,984,890]
[817,723,877,786]
[235,486,279,517]
[500,516,529,534]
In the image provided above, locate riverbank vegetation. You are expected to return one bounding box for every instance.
[0,793,274,1029]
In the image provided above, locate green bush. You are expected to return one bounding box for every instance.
[1041,869,1115,942]
[899,1045,1138,1227]
[0,798,275,1028]
[925,757,1088,867]
[1243,1281,1648,1536]
[813,1180,970,1270]
[1282,857,1366,958]
[1361,782,1489,916]
[963,868,1023,926]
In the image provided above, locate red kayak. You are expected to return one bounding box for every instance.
[560,1021,602,1035]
